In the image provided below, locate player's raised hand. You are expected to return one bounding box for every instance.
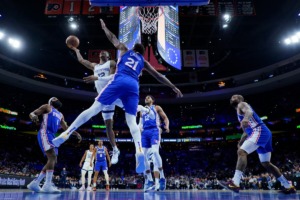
[100,19,106,29]
[83,75,98,83]
[173,87,183,98]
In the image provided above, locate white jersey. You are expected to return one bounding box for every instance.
[85,150,94,163]
[94,61,113,93]
[82,150,94,171]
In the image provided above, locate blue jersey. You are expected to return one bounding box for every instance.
[116,50,144,80]
[142,105,159,130]
[40,106,62,133]
[95,146,107,162]
[237,105,264,129]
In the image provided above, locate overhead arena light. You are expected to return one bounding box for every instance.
[70,22,78,30]
[8,38,21,49]
[223,14,231,22]
[0,32,4,40]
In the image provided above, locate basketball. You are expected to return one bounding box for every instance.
[66,35,79,48]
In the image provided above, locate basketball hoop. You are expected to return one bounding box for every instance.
[136,6,164,35]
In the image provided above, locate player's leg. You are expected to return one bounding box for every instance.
[154,131,166,191]
[102,105,120,164]
[143,144,154,191]
[79,169,87,191]
[41,148,60,193]
[92,171,99,191]
[87,170,93,191]
[258,136,296,193]
[52,101,103,147]
[103,169,110,190]
[27,131,46,192]
[151,131,164,191]
[122,92,145,173]
[220,139,258,192]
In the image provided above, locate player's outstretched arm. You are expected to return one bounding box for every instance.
[144,61,183,98]
[100,19,128,55]
[70,47,96,70]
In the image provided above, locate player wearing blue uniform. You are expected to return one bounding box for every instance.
[52,20,182,174]
[139,95,168,191]
[98,19,183,174]
[91,140,111,191]
[220,94,296,194]
[27,97,81,193]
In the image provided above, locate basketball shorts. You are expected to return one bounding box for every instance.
[96,75,139,116]
[82,162,94,171]
[244,124,273,154]
[94,161,108,171]
[37,130,58,156]
[101,98,124,120]
[142,128,160,148]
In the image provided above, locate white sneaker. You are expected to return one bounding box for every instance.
[111,149,120,164]
[135,152,145,173]
[52,132,69,147]
[27,180,42,192]
[86,186,92,191]
[79,185,85,191]
[41,183,61,193]
[155,184,160,191]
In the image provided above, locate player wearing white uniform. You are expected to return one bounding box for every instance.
[53,48,121,164]
[79,144,95,191]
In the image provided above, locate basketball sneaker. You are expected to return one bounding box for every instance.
[86,186,92,191]
[111,149,120,164]
[219,180,240,193]
[159,178,166,191]
[78,185,85,191]
[144,181,154,192]
[52,132,70,147]
[41,183,61,193]
[106,185,110,191]
[279,186,296,194]
[135,152,146,174]
[155,184,160,191]
[27,180,42,192]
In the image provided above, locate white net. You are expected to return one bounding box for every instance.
[137,6,163,35]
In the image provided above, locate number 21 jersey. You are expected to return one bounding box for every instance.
[116,50,144,81]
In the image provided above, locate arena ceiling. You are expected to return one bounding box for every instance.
[0,0,300,83]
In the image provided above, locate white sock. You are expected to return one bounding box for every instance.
[93,182,96,187]
[35,171,46,184]
[232,170,243,186]
[155,178,159,185]
[125,113,143,153]
[113,146,118,152]
[45,170,54,184]
[159,169,165,179]
[146,172,153,182]
[64,101,103,137]
[278,175,291,188]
